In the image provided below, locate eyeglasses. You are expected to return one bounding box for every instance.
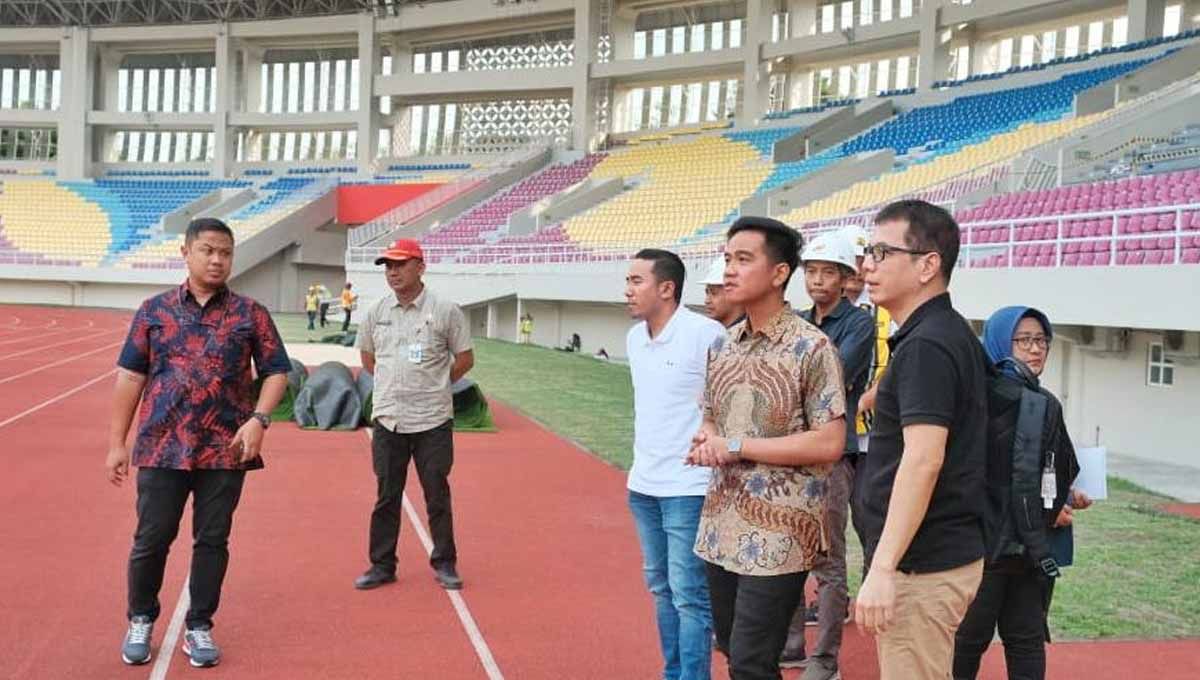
[865,242,934,263]
[1012,335,1050,350]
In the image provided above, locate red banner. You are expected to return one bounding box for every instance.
[337,184,440,224]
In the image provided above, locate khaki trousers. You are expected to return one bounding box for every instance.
[876,558,984,680]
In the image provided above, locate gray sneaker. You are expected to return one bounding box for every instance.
[799,659,840,680]
[121,616,154,665]
[181,628,220,668]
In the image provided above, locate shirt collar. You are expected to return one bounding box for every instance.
[177,280,229,308]
[392,286,428,310]
[799,298,853,327]
[643,306,684,346]
[734,305,792,344]
[891,292,952,346]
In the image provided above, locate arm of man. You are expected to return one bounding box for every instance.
[356,303,377,376]
[106,368,147,486]
[450,349,475,383]
[361,351,376,376]
[107,303,153,485]
[229,304,293,463]
[855,423,947,634]
[446,304,473,383]
[702,418,845,466]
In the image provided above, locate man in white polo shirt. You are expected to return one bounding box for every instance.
[625,248,726,680]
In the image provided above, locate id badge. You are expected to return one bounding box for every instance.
[1041,451,1057,509]
[407,342,424,364]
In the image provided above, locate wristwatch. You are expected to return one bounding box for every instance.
[727,437,743,458]
[250,412,271,429]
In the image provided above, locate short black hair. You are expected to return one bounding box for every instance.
[874,199,959,283]
[726,216,802,288]
[185,217,234,244]
[634,248,685,304]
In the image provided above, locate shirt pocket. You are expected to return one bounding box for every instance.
[372,322,395,358]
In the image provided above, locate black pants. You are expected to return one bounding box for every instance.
[127,468,246,630]
[370,419,457,572]
[953,557,1051,680]
[319,302,330,327]
[343,309,352,332]
[705,561,806,680]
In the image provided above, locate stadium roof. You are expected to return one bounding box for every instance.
[0,0,454,28]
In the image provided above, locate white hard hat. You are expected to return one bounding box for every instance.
[801,231,858,270]
[837,224,869,257]
[699,257,725,286]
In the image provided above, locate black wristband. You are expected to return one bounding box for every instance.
[251,412,271,429]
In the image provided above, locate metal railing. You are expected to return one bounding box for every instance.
[958,202,1200,268]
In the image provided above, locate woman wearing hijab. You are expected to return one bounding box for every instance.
[952,306,1089,680]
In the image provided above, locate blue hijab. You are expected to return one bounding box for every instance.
[982,306,1053,376]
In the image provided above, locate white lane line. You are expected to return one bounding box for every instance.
[0,341,123,385]
[365,430,505,680]
[0,326,77,346]
[0,329,121,361]
[148,578,190,680]
[0,369,114,430]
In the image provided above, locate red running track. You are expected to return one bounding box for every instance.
[1,304,1197,680]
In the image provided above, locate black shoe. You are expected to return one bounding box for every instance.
[354,567,397,590]
[434,565,463,590]
[779,646,808,669]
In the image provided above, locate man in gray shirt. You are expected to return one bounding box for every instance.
[353,238,475,592]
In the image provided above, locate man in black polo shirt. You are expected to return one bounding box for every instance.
[852,200,988,680]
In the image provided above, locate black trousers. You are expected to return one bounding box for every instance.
[953,557,1051,680]
[127,467,246,630]
[343,309,352,331]
[370,419,457,572]
[319,302,330,327]
[705,561,806,680]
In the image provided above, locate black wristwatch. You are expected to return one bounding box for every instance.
[250,412,271,429]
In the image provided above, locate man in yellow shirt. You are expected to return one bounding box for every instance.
[305,286,320,330]
[341,282,358,332]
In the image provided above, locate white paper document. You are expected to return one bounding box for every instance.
[1073,446,1108,501]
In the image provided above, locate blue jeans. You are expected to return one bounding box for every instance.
[628,491,712,680]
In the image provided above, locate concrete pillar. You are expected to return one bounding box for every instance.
[213,26,236,178]
[1185,0,1200,31]
[486,302,498,339]
[787,0,819,37]
[97,48,122,111]
[740,0,771,125]
[573,0,600,150]
[611,10,635,61]
[514,297,524,340]
[917,1,949,90]
[1127,0,1167,42]
[57,27,93,180]
[241,46,265,114]
[357,13,379,177]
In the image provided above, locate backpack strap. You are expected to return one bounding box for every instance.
[1012,387,1061,578]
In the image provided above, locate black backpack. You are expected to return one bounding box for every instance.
[981,358,1065,579]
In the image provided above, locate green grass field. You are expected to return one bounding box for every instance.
[275,317,1200,640]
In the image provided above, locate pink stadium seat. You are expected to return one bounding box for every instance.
[1183,249,1200,264]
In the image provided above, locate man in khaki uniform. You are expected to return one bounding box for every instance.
[353,238,475,592]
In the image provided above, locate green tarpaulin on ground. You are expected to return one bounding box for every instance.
[254,359,308,422]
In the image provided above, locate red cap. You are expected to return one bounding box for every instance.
[374,238,425,265]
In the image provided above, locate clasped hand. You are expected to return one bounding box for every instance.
[685,429,737,467]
